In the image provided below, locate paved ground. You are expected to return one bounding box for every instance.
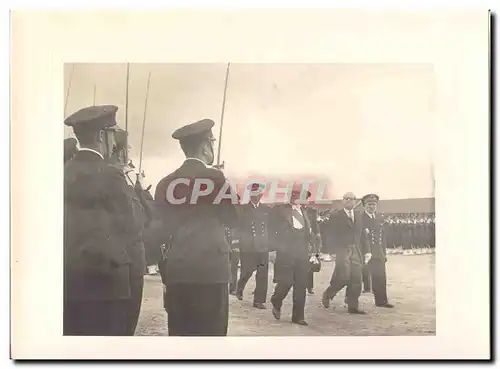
[136,254,435,336]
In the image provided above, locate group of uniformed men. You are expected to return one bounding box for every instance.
[383,213,435,249]
[63,104,395,337]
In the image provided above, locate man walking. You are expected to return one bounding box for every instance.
[321,192,366,314]
[235,183,271,309]
[270,185,318,326]
[361,194,394,309]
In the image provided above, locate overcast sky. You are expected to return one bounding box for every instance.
[64,63,435,200]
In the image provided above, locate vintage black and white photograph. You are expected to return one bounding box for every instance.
[11,9,490,360]
[63,63,436,337]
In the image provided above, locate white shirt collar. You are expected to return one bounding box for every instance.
[79,147,104,160]
[184,157,208,167]
[365,211,375,219]
[344,208,353,215]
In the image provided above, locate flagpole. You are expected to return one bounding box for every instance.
[138,71,152,177]
[124,63,130,164]
[216,63,231,168]
[64,64,75,117]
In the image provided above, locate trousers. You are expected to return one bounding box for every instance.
[362,263,371,292]
[324,246,362,309]
[307,269,314,291]
[166,283,229,336]
[124,275,144,335]
[237,251,269,303]
[368,258,389,305]
[229,251,240,292]
[64,299,128,336]
[271,256,309,322]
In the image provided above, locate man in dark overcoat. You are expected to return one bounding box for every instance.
[154,119,238,336]
[270,185,318,326]
[64,105,136,335]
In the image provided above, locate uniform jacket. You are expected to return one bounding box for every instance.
[64,150,135,301]
[236,203,271,253]
[154,159,238,285]
[360,212,387,260]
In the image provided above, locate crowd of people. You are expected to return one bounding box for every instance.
[383,213,435,250]
[63,104,435,337]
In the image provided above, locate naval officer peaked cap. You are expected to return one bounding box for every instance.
[362,193,380,205]
[64,105,119,131]
[172,119,215,141]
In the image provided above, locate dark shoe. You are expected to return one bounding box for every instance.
[253,303,266,309]
[348,308,367,315]
[376,303,395,308]
[292,320,308,326]
[236,290,243,301]
[271,305,281,320]
[322,293,330,308]
[363,289,371,293]
[307,289,315,295]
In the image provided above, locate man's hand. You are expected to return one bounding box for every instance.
[364,253,372,264]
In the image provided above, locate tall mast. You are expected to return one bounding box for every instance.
[138,71,152,177]
[64,63,75,117]
[124,63,130,164]
[216,63,231,168]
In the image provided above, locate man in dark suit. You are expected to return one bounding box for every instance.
[235,183,271,309]
[361,194,394,308]
[64,105,136,335]
[154,119,238,336]
[321,192,366,314]
[270,186,318,326]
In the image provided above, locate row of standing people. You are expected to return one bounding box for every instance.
[319,212,435,255]
[383,213,435,249]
